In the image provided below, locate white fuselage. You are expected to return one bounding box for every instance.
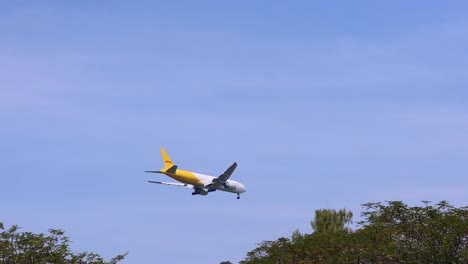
[191,173,247,194]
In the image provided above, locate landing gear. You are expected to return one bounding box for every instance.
[237,193,240,199]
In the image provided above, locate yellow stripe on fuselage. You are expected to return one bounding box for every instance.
[164,169,204,186]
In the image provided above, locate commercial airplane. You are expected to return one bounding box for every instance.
[145,148,247,199]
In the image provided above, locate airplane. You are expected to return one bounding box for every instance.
[145,148,247,199]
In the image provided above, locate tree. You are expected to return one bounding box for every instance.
[0,223,127,264]
[310,209,353,234]
[241,209,355,264]
[239,201,468,264]
[240,237,297,264]
[356,201,468,263]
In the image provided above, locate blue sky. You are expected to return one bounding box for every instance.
[1,1,468,263]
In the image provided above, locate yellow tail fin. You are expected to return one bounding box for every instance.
[160,148,174,169]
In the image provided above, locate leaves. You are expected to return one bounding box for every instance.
[240,201,468,263]
[311,209,353,234]
[0,222,126,264]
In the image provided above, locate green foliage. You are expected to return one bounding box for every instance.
[311,209,353,234]
[0,223,127,264]
[240,201,468,264]
[356,200,468,263]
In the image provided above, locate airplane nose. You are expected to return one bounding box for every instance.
[240,184,247,193]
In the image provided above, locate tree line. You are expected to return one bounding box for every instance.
[2,200,467,263]
[233,201,467,264]
[0,223,126,264]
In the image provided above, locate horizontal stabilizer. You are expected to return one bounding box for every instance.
[145,170,163,173]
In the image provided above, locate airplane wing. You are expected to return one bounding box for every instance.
[147,180,194,189]
[208,162,237,188]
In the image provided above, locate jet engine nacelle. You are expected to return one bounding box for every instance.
[223,182,237,191]
[192,188,208,195]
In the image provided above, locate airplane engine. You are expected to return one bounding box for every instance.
[192,188,208,195]
[223,182,237,191]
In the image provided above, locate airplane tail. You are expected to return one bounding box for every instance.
[160,148,174,169]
